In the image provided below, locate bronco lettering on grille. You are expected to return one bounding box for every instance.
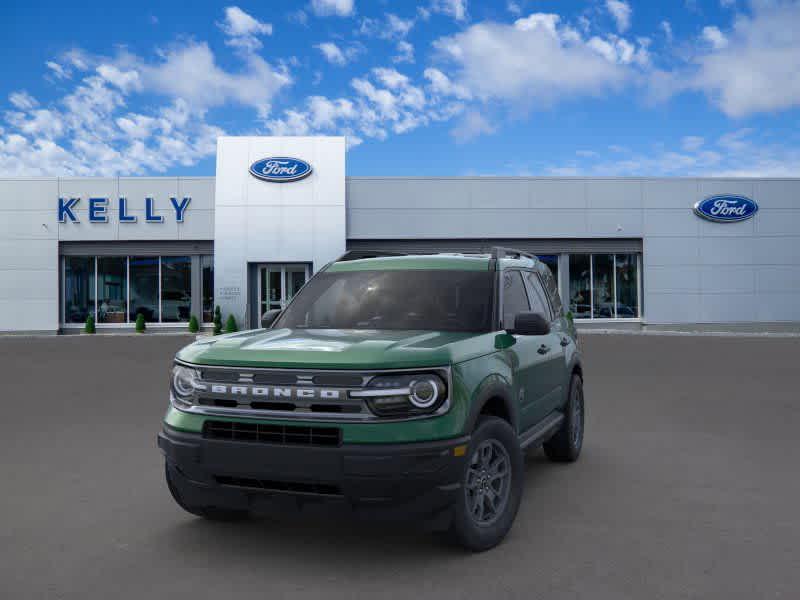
[197,383,342,400]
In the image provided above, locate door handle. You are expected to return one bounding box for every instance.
[560,337,570,347]
[537,344,550,354]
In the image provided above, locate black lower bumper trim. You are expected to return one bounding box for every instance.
[158,425,469,519]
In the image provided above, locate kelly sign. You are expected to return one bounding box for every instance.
[58,197,191,223]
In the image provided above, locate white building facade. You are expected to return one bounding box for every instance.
[0,136,798,334]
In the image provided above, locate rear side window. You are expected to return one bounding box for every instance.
[523,271,551,320]
[538,266,563,317]
[502,271,530,329]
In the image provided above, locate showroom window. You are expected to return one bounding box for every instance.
[97,257,127,323]
[64,256,95,324]
[129,256,159,322]
[161,256,191,323]
[61,255,214,326]
[568,253,640,319]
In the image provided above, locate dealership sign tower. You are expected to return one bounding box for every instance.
[213,136,346,327]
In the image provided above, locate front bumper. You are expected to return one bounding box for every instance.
[158,425,469,520]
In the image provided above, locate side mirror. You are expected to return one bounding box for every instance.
[261,309,281,329]
[508,312,551,336]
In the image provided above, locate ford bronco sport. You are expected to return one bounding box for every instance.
[158,248,584,551]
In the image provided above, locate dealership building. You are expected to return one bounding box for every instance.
[1,135,798,334]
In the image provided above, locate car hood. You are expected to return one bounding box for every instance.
[177,328,493,369]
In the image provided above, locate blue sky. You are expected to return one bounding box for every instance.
[1,0,798,177]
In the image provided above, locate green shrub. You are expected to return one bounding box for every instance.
[188,315,199,333]
[224,314,238,333]
[135,313,146,333]
[84,315,95,334]
[213,306,222,335]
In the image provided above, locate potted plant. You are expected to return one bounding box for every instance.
[213,306,222,335]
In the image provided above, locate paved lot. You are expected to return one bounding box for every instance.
[1,333,798,600]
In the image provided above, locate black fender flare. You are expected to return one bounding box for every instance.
[463,374,518,434]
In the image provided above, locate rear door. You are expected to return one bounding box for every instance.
[522,270,566,420]
[500,270,552,432]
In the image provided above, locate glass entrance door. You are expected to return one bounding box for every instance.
[258,264,310,315]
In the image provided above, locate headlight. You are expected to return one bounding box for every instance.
[351,372,448,417]
[170,363,201,408]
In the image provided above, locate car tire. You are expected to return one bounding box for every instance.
[449,416,523,552]
[543,373,584,463]
[165,464,250,521]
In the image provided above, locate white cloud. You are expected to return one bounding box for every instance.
[0,33,288,175]
[266,66,463,145]
[393,41,415,63]
[310,0,354,17]
[507,2,522,16]
[314,42,362,66]
[9,91,38,111]
[660,20,673,43]
[681,135,704,152]
[359,13,415,41]
[288,10,308,25]
[386,14,414,38]
[701,25,728,49]
[423,67,472,100]
[690,1,800,116]
[96,64,142,93]
[218,6,272,51]
[451,110,496,142]
[45,61,71,80]
[606,0,632,33]
[140,42,290,116]
[432,13,639,107]
[546,128,800,177]
[430,0,468,21]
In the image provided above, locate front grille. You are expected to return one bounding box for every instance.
[197,397,364,414]
[215,475,341,496]
[203,420,341,447]
[200,370,297,385]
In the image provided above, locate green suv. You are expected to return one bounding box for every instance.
[158,248,584,551]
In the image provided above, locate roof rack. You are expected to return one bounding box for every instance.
[489,246,536,261]
[335,249,404,262]
[334,247,538,263]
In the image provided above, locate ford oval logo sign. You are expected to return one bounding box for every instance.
[693,195,758,223]
[249,157,312,183]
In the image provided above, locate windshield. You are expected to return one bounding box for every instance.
[274,269,494,332]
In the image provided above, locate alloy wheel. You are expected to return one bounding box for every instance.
[465,439,512,526]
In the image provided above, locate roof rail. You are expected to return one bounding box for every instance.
[335,249,405,262]
[490,246,537,261]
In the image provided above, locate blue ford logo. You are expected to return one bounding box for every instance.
[249,157,313,182]
[693,195,758,223]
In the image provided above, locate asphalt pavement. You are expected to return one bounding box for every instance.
[0,333,798,600]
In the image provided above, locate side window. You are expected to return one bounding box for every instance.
[502,271,530,329]
[523,271,551,320]
[538,266,563,317]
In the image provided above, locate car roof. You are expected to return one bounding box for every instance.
[326,253,539,272]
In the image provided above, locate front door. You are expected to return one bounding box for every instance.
[257,264,310,317]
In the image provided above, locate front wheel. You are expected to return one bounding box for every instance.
[449,416,523,552]
[543,373,584,462]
